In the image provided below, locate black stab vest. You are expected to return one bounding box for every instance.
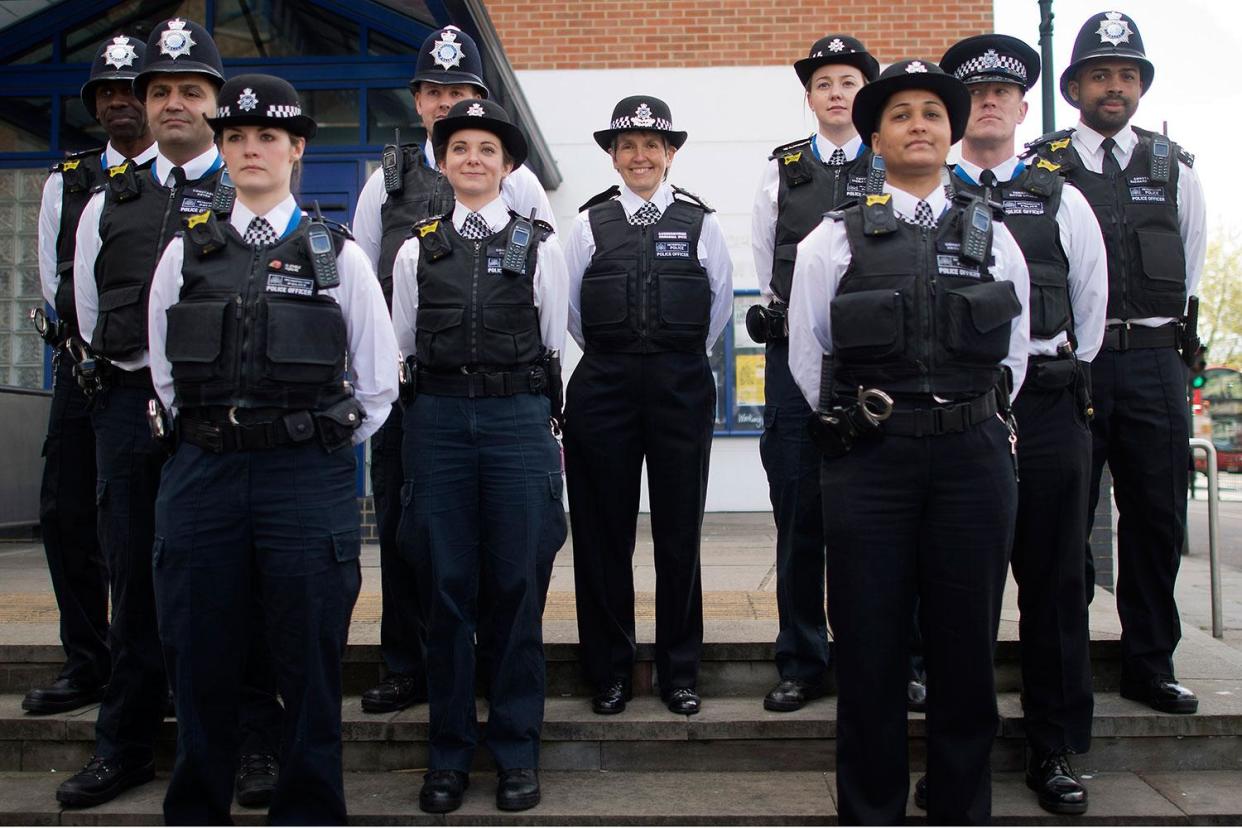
[830,196,1022,399]
[413,213,548,371]
[771,139,875,302]
[165,213,349,411]
[377,143,454,309]
[51,148,105,338]
[93,160,228,360]
[952,164,1072,339]
[580,197,711,354]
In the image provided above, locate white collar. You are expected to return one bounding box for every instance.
[884,181,949,221]
[813,133,863,161]
[618,182,673,217]
[1075,121,1137,155]
[153,145,220,185]
[452,197,510,233]
[424,136,439,172]
[230,195,300,239]
[103,141,157,169]
[957,154,1022,184]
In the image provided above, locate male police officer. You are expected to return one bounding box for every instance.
[1027,10,1206,716]
[350,25,556,715]
[62,19,281,809]
[941,34,1108,815]
[25,36,155,718]
[749,35,878,713]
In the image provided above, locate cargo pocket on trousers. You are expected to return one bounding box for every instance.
[332,529,362,564]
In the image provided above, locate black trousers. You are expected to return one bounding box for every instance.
[1011,382,1094,757]
[566,352,714,692]
[40,356,109,686]
[1086,345,1189,684]
[822,418,1016,825]
[759,340,830,683]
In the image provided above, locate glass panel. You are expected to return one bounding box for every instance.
[710,334,726,430]
[366,88,418,145]
[0,168,47,388]
[367,28,421,57]
[214,0,359,58]
[731,295,765,431]
[9,39,54,65]
[61,96,107,153]
[63,0,204,64]
[302,89,360,146]
[0,98,52,152]
[368,0,436,27]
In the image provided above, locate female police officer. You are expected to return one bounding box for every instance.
[390,98,567,814]
[147,74,398,824]
[787,60,1030,825]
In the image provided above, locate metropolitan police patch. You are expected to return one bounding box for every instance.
[159,18,196,59]
[1096,11,1133,46]
[432,28,465,70]
[104,36,138,70]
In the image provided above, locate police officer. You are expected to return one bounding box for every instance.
[25,35,154,718]
[391,98,567,814]
[565,96,733,717]
[1026,10,1206,716]
[62,19,282,810]
[749,34,879,713]
[145,73,397,824]
[940,33,1109,815]
[788,60,1030,824]
[350,24,558,716]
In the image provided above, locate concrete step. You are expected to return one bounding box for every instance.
[3,688,1240,776]
[1,769,1239,825]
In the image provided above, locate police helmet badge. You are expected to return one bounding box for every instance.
[159,18,196,59]
[238,88,258,111]
[1096,11,1133,46]
[827,38,846,52]
[982,49,1000,69]
[104,36,138,69]
[906,60,928,73]
[467,102,485,116]
[632,103,656,128]
[432,28,465,70]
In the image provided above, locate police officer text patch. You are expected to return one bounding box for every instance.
[266,272,314,296]
[1128,177,1167,203]
[654,230,691,259]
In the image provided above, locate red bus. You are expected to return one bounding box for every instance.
[1192,367,1242,473]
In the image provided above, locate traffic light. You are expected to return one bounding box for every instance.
[1191,346,1209,389]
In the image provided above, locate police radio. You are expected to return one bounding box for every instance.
[1150,137,1171,184]
[865,154,887,194]
[961,203,992,265]
[501,210,536,277]
[382,129,404,193]
[307,202,340,290]
[211,169,235,214]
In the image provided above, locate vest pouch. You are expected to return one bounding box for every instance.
[262,297,346,386]
[414,306,465,367]
[943,280,1021,364]
[95,283,146,356]
[1135,228,1187,291]
[165,298,231,382]
[580,270,629,328]
[1028,264,1072,339]
[830,288,904,363]
[657,272,711,328]
[481,304,541,364]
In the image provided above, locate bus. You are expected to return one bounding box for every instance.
[1192,366,1242,473]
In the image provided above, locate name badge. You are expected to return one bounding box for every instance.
[1002,198,1045,216]
[266,272,314,296]
[486,256,503,275]
[845,176,868,198]
[1129,185,1167,203]
[654,241,690,258]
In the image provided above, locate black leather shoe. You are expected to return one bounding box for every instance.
[913,774,927,810]
[361,673,426,714]
[21,678,104,715]
[1026,751,1088,815]
[664,687,701,715]
[1120,676,1198,714]
[763,679,826,712]
[56,755,155,807]
[419,769,468,814]
[907,679,927,713]
[497,768,540,811]
[235,752,278,808]
[592,680,632,715]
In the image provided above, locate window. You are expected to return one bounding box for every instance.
[62,0,202,63]
[366,88,420,146]
[0,168,48,389]
[213,0,360,58]
[0,98,52,152]
[301,89,362,146]
[714,290,766,436]
[60,96,106,153]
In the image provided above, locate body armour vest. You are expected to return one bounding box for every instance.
[952,163,1072,339]
[771,138,877,303]
[377,142,453,309]
[93,160,231,361]
[579,192,712,354]
[829,195,1022,399]
[412,212,550,372]
[1029,126,1187,320]
[165,212,349,411]
[52,148,105,338]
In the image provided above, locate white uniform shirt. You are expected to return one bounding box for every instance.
[148,194,399,445]
[390,196,569,359]
[352,137,557,272]
[564,182,734,351]
[787,182,1031,409]
[956,156,1108,362]
[1071,122,1207,327]
[751,133,864,301]
[74,145,222,371]
[38,142,158,308]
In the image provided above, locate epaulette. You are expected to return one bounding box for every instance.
[578,185,620,213]
[953,189,1005,221]
[768,136,813,161]
[1178,147,1194,167]
[1023,127,1076,157]
[824,208,849,224]
[859,193,898,236]
[54,147,102,193]
[772,139,815,187]
[411,213,452,261]
[105,160,141,202]
[184,210,227,257]
[318,216,354,243]
[532,217,555,242]
[671,185,714,213]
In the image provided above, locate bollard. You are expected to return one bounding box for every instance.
[1189,438,1222,639]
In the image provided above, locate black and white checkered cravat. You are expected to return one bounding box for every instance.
[460,211,491,240]
[912,200,937,229]
[244,216,279,246]
[629,201,661,226]
[827,148,848,166]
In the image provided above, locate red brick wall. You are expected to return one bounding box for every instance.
[484,1,994,70]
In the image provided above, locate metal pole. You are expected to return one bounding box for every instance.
[1189,438,1223,638]
[1038,0,1057,133]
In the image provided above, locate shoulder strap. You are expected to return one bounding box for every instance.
[671,184,714,213]
[769,136,813,160]
[412,212,453,261]
[184,210,228,257]
[578,185,621,213]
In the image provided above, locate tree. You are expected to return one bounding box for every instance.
[1196,225,1242,370]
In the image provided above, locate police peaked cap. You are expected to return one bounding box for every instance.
[593,96,688,152]
[206,74,317,139]
[410,26,490,98]
[851,59,971,144]
[794,34,880,86]
[940,34,1040,91]
[1060,10,1154,106]
[133,18,225,99]
[81,36,147,119]
[432,98,527,169]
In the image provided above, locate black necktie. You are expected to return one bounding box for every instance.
[979,169,997,188]
[166,166,186,188]
[1100,137,1122,179]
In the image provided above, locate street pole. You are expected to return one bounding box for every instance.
[1038,0,1056,133]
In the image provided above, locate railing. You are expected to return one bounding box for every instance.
[1189,438,1223,639]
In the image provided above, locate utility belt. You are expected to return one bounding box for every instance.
[1101,321,1178,352]
[174,398,364,454]
[882,390,1000,437]
[745,300,788,344]
[1027,353,1079,391]
[402,351,564,431]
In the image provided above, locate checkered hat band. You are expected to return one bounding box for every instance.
[953,53,1027,83]
[609,116,674,131]
[217,105,231,117]
[266,104,302,118]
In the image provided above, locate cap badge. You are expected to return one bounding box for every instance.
[827,38,846,52]
[466,102,486,117]
[1096,11,1133,46]
[981,49,1000,69]
[104,36,137,70]
[905,60,928,73]
[159,18,196,60]
[432,28,465,70]
[238,88,258,112]
[632,103,655,128]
